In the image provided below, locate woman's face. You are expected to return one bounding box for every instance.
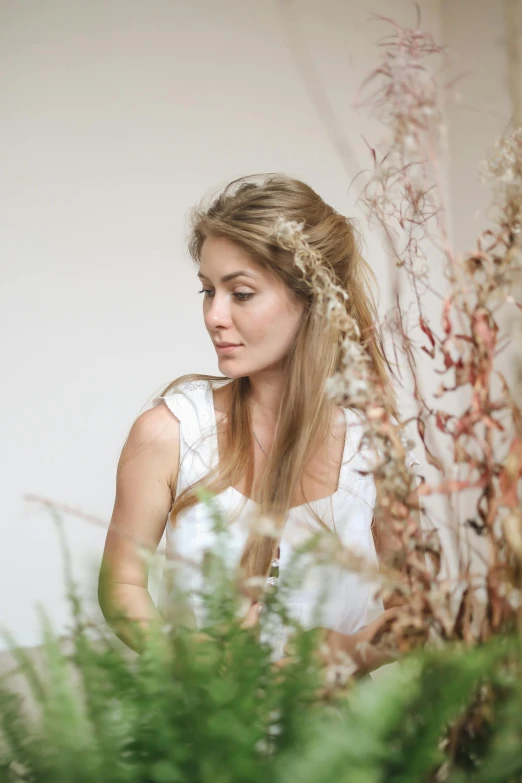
[198,236,305,378]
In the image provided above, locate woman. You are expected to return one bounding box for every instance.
[99,173,416,675]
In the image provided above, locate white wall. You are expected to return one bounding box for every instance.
[442,0,515,252]
[2,0,447,649]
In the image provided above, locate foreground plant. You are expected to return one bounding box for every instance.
[2,501,522,783]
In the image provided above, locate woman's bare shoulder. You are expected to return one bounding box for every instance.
[119,404,180,493]
[126,403,180,452]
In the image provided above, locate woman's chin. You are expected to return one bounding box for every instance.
[216,357,244,378]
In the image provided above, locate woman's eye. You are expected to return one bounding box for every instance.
[197,289,253,302]
[233,292,254,302]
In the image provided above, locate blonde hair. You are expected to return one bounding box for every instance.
[160,173,396,583]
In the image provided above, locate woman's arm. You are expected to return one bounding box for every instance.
[283,505,426,676]
[274,608,400,675]
[98,401,180,653]
[320,607,401,675]
[333,502,426,675]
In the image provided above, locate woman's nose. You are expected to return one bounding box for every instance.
[205,294,232,328]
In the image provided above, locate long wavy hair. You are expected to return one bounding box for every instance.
[159,173,396,583]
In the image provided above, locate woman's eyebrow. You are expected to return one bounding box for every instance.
[197,270,257,283]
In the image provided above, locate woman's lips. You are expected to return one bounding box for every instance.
[215,343,242,355]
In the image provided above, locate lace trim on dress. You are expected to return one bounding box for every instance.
[152,380,209,450]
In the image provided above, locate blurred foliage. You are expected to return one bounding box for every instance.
[1,502,522,783]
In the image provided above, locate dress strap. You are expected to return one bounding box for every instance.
[152,380,216,492]
[338,407,366,485]
[338,407,421,487]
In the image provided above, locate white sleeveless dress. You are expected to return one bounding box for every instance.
[152,378,414,664]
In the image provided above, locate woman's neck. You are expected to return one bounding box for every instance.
[246,373,287,427]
